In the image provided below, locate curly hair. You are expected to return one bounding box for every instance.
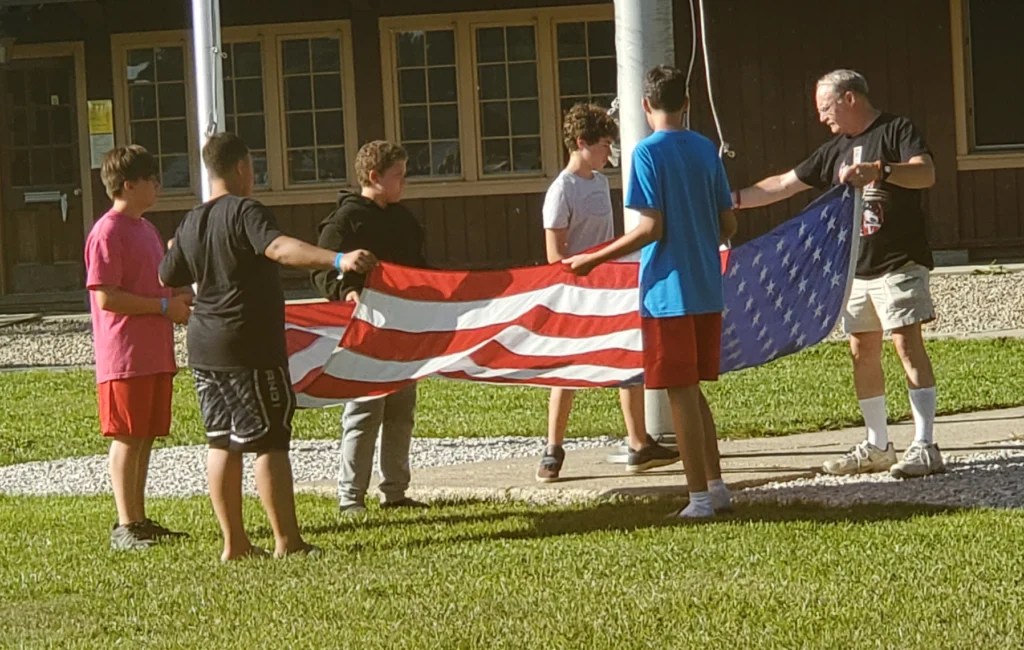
[355,140,408,186]
[562,103,619,151]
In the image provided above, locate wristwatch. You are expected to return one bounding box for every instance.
[876,161,892,182]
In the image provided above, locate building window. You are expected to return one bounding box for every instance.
[394,30,461,178]
[554,20,616,114]
[281,36,348,185]
[965,0,1024,151]
[125,46,191,190]
[224,41,269,187]
[475,25,542,176]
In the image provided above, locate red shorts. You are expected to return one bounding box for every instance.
[98,373,174,438]
[641,314,722,389]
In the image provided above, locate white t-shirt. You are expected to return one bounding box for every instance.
[542,169,615,255]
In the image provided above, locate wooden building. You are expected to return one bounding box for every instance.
[0,0,1020,310]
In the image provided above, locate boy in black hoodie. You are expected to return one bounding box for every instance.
[311,140,428,515]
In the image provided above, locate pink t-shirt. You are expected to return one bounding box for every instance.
[85,209,176,384]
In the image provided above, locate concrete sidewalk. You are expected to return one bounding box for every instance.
[296,406,1024,504]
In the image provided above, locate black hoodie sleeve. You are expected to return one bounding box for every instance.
[310,210,368,301]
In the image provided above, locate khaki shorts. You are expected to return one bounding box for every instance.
[841,263,936,334]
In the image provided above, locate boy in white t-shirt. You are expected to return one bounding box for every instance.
[536,103,680,482]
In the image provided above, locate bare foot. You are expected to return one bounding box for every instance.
[221,545,270,562]
[274,542,322,559]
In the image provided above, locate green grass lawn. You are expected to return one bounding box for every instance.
[4,338,1024,466]
[2,495,1022,649]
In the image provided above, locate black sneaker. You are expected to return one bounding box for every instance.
[380,497,430,509]
[110,521,156,551]
[535,445,565,483]
[627,436,681,473]
[142,518,189,540]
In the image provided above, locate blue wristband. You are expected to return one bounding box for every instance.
[334,252,344,271]
[160,297,168,315]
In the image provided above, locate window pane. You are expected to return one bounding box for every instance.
[557,22,586,59]
[225,85,235,115]
[130,85,158,120]
[428,67,457,103]
[48,68,71,106]
[232,42,262,78]
[430,104,459,140]
[30,110,50,145]
[9,71,26,106]
[969,0,1024,147]
[234,78,264,114]
[158,83,186,118]
[29,75,48,106]
[589,58,616,95]
[510,100,539,136]
[481,101,509,138]
[237,115,266,150]
[315,110,344,146]
[426,30,456,66]
[397,31,425,68]
[159,120,188,154]
[313,74,342,109]
[476,27,505,63]
[512,137,541,172]
[53,147,74,184]
[12,151,30,186]
[127,49,155,83]
[405,142,431,176]
[399,69,427,104]
[432,141,461,176]
[482,138,510,175]
[558,60,588,96]
[316,147,345,181]
[287,112,315,148]
[508,63,537,98]
[587,21,615,57]
[161,155,190,188]
[311,38,341,73]
[288,149,317,183]
[51,106,72,144]
[12,109,28,146]
[285,76,312,111]
[506,26,536,62]
[31,150,53,184]
[400,105,429,141]
[131,121,159,153]
[282,40,310,75]
[478,64,507,100]
[252,151,269,187]
[225,116,236,134]
[155,47,185,82]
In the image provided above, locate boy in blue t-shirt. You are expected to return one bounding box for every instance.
[565,65,738,518]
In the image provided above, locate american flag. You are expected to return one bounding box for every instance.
[286,185,857,408]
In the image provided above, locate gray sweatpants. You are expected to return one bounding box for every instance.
[337,383,417,506]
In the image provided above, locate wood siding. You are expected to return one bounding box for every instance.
[3,0,1022,295]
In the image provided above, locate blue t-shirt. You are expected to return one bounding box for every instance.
[625,130,733,318]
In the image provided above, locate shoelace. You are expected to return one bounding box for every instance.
[902,444,929,467]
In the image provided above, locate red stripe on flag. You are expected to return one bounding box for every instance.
[285,301,354,329]
[437,370,632,389]
[466,341,643,371]
[341,307,639,361]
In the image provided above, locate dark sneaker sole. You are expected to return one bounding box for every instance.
[627,457,680,474]
[890,465,947,480]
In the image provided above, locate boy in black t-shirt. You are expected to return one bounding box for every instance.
[733,69,944,481]
[160,132,376,561]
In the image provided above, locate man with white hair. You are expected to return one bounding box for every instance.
[733,69,943,479]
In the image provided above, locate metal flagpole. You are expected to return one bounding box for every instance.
[609,0,677,461]
[191,0,226,202]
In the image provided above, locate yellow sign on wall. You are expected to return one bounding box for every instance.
[88,100,113,135]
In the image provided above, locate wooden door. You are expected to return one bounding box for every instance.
[0,56,84,294]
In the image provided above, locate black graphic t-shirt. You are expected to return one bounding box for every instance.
[794,113,933,279]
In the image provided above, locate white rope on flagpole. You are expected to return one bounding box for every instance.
[698,0,732,160]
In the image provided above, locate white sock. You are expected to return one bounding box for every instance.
[708,479,727,491]
[909,387,937,444]
[707,480,732,511]
[679,491,715,518]
[859,395,889,449]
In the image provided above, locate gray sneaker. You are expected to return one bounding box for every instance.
[627,436,681,473]
[891,441,946,479]
[110,522,156,551]
[339,502,367,517]
[822,441,897,476]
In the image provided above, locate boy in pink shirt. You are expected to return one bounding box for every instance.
[85,145,192,550]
